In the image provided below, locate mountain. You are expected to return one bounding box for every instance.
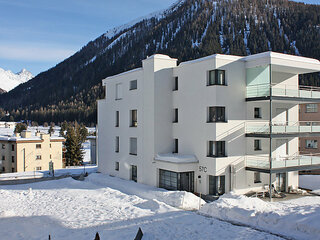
[0,68,33,92]
[0,0,319,125]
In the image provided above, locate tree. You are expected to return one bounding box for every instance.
[48,125,54,135]
[14,122,27,133]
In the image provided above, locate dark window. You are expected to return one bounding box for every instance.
[254,139,262,151]
[36,144,41,149]
[209,175,225,195]
[115,111,119,127]
[36,155,42,160]
[130,80,137,90]
[11,144,14,151]
[173,139,178,153]
[254,107,261,118]
[12,168,14,172]
[207,141,226,157]
[173,108,178,123]
[208,70,226,86]
[115,136,119,153]
[115,162,119,171]
[2,144,5,149]
[130,137,137,155]
[36,167,42,171]
[131,165,137,182]
[1,156,5,161]
[11,156,14,163]
[173,77,178,91]
[115,83,122,100]
[254,172,261,183]
[208,107,226,122]
[159,169,194,192]
[306,140,318,149]
[130,110,137,127]
[2,167,5,172]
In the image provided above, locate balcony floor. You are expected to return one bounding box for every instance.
[246,164,320,173]
[246,95,320,103]
[246,132,320,138]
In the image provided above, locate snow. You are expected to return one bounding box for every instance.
[199,193,320,240]
[290,0,320,4]
[299,174,320,190]
[0,173,281,240]
[0,68,33,92]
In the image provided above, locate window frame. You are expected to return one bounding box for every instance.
[173,76,178,91]
[173,108,178,123]
[254,107,262,119]
[306,139,318,149]
[115,111,119,127]
[129,137,137,155]
[254,139,262,151]
[207,106,226,123]
[306,104,318,113]
[129,80,137,90]
[115,162,119,171]
[207,70,226,86]
[115,83,123,100]
[36,155,42,160]
[36,144,41,149]
[207,141,226,158]
[115,136,120,153]
[130,109,138,127]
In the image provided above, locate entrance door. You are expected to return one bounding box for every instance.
[209,175,225,195]
[131,165,137,182]
[180,172,194,192]
[276,173,286,192]
[276,139,288,160]
[275,108,288,125]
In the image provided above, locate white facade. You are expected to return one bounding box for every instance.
[98,52,320,195]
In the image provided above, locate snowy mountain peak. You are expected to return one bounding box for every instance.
[0,67,33,92]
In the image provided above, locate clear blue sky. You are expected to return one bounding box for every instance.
[0,0,178,75]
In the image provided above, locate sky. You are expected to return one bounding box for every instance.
[0,0,178,76]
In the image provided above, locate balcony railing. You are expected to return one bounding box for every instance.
[246,153,320,170]
[246,84,320,99]
[245,121,320,135]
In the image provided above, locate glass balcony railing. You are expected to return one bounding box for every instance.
[246,84,320,99]
[245,121,320,135]
[246,154,320,170]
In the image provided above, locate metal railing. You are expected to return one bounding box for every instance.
[246,83,320,99]
[246,153,320,169]
[245,121,320,134]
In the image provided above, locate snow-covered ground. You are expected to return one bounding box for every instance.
[200,193,320,240]
[0,173,282,240]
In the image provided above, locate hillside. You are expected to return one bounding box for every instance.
[0,68,33,92]
[0,0,319,125]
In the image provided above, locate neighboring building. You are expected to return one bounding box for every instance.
[0,131,65,173]
[0,122,16,129]
[98,52,320,195]
[87,136,97,165]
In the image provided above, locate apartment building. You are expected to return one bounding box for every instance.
[98,52,320,196]
[0,130,65,173]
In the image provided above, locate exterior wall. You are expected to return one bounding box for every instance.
[98,52,320,195]
[0,142,17,173]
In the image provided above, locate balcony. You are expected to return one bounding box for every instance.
[246,84,320,102]
[245,121,320,137]
[246,154,320,173]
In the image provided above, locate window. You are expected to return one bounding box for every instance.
[1,156,5,161]
[207,107,226,122]
[173,77,178,91]
[306,104,318,113]
[11,156,14,163]
[254,139,262,151]
[115,136,120,153]
[130,137,137,155]
[12,168,15,172]
[207,141,226,157]
[173,139,178,153]
[173,108,178,123]
[115,111,119,127]
[36,167,42,171]
[2,144,5,149]
[50,144,51,148]
[36,155,42,160]
[115,83,123,100]
[115,162,119,171]
[131,165,137,182]
[254,172,261,183]
[306,140,318,149]
[50,154,52,159]
[11,144,14,151]
[36,144,41,149]
[208,70,226,86]
[130,110,137,127]
[130,80,137,90]
[2,167,5,172]
[254,107,261,119]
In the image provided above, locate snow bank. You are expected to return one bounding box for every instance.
[85,173,205,210]
[299,174,320,190]
[199,193,320,240]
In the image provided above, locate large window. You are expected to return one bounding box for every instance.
[207,107,226,122]
[173,108,178,123]
[159,169,194,192]
[115,83,123,100]
[207,141,226,157]
[130,110,137,127]
[208,70,226,86]
[130,137,137,155]
[173,77,178,91]
[115,136,119,153]
[130,80,137,90]
[254,139,262,151]
[306,104,318,113]
[115,111,119,127]
[173,139,178,153]
[306,140,318,149]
